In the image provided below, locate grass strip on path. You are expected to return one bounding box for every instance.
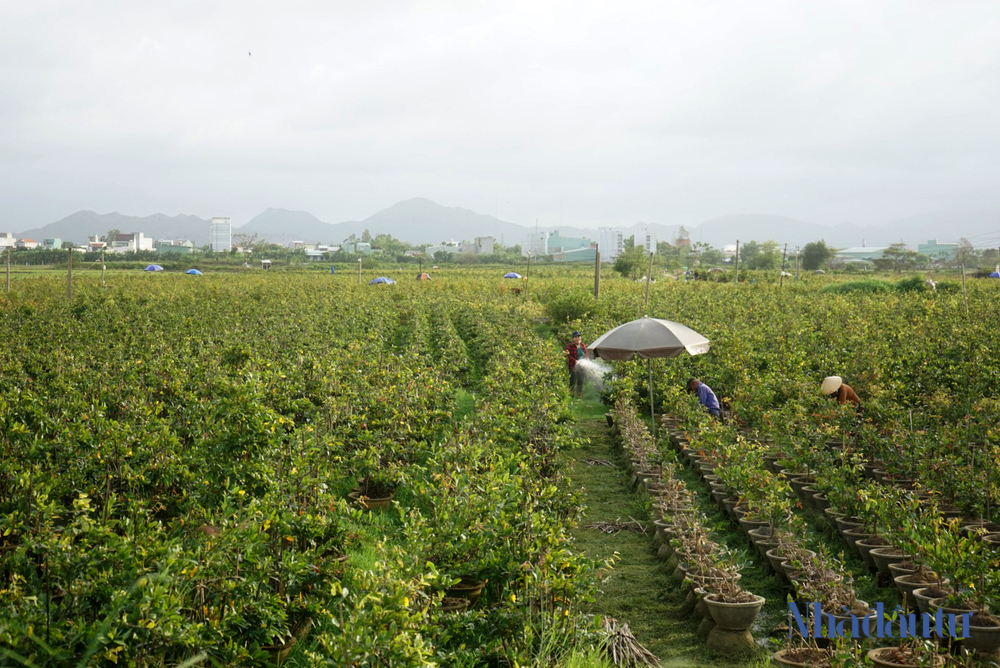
[563,395,770,667]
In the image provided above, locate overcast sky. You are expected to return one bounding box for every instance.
[2,1,999,231]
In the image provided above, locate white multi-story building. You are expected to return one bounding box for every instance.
[110,232,154,253]
[639,229,656,254]
[597,228,625,262]
[0,232,15,248]
[474,236,495,255]
[210,217,232,252]
[526,232,548,256]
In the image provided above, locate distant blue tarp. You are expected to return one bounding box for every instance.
[185,269,203,275]
[369,277,396,285]
[144,265,164,272]
[989,271,1000,278]
[503,272,522,279]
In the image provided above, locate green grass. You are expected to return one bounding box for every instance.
[562,396,770,666]
[454,389,476,422]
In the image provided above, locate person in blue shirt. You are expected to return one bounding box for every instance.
[687,377,721,418]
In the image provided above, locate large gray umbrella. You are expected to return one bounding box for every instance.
[591,316,711,433]
[590,316,710,360]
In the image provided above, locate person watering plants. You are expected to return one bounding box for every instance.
[564,331,589,397]
[686,378,721,418]
[821,376,861,409]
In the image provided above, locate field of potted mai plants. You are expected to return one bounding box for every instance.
[2,265,999,667]
[0,273,612,666]
[548,271,1000,667]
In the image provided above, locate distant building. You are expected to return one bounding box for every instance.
[547,232,591,254]
[638,229,656,254]
[87,234,107,251]
[43,238,62,250]
[553,248,599,263]
[110,232,154,253]
[722,244,738,258]
[526,233,548,256]
[598,228,625,262]
[305,249,333,261]
[918,239,960,262]
[341,241,373,255]
[210,217,232,252]
[157,240,195,255]
[16,238,38,250]
[836,246,889,262]
[425,242,461,257]
[0,233,15,248]
[474,236,495,255]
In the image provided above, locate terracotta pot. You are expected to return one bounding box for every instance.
[813,492,832,513]
[856,537,892,572]
[963,520,1000,537]
[867,647,946,667]
[263,618,313,663]
[895,573,949,610]
[446,576,485,606]
[912,586,954,616]
[762,453,786,474]
[347,490,394,511]
[771,647,834,667]
[984,532,1000,551]
[887,561,919,581]
[441,597,471,613]
[703,593,765,631]
[789,476,814,500]
[738,517,770,536]
[800,484,821,508]
[963,613,1000,654]
[765,547,791,582]
[827,601,874,637]
[870,546,912,580]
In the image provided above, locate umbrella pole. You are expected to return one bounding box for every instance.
[648,358,656,439]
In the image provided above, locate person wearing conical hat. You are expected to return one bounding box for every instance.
[821,376,861,408]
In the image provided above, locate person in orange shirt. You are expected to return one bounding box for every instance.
[821,376,861,408]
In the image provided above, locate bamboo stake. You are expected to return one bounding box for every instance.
[961,264,969,318]
[67,247,72,301]
[734,240,739,284]
[101,250,105,287]
[594,250,601,299]
[357,257,362,285]
[5,247,9,294]
[644,251,653,312]
[779,243,788,288]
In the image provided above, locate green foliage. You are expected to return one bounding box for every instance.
[612,245,647,280]
[894,275,929,292]
[818,279,894,294]
[800,240,835,271]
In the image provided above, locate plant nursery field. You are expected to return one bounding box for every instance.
[1,267,999,667]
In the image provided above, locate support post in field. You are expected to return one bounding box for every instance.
[357,258,362,285]
[644,251,653,312]
[779,243,788,288]
[734,240,740,284]
[101,250,105,287]
[961,264,969,317]
[525,252,531,293]
[67,247,72,301]
[5,247,9,294]
[594,250,601,299]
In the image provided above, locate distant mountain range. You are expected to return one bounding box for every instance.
[11,198,1000,251]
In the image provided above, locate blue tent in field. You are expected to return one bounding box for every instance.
[989,271,1000,278]
[369,277,396,285]
[503,272,522,279]
[144,265,164,272]
[185,269,203,275]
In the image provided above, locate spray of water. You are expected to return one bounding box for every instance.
[574,358,614,392]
